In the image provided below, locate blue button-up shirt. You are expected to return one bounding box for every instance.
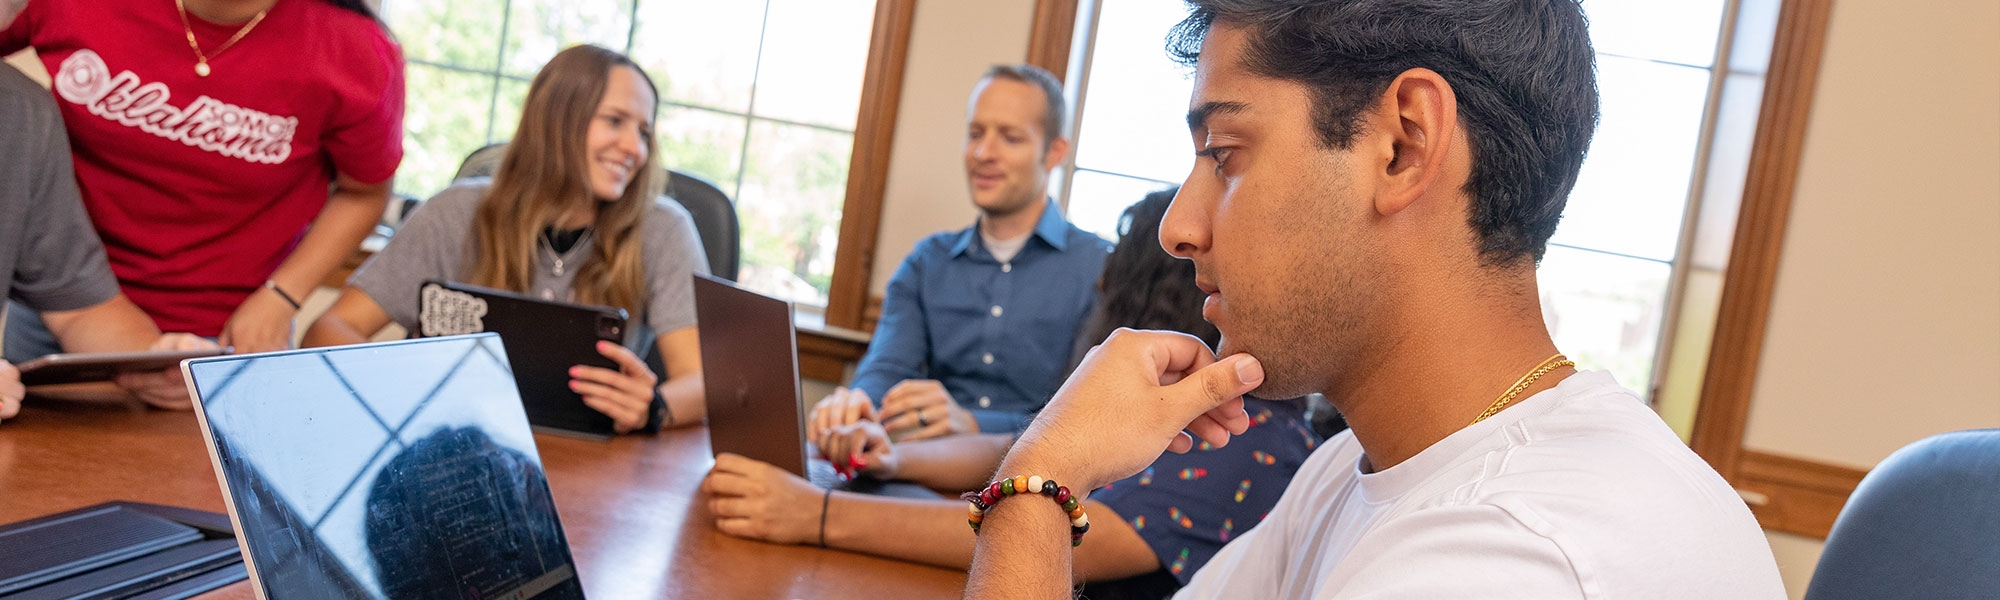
[851,200,1112,433]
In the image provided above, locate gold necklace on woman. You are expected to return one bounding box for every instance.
[1470,353,1575,425]
[174,0,269,77]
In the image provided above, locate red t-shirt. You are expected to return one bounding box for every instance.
[3,0,404,335]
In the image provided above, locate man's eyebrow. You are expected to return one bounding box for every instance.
[1187,101,1250,130]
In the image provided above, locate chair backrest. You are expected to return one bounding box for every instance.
[1805,429,2000,600]
[661,170,740,282]
[454,143,508,182]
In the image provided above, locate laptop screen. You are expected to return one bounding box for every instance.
[184,334,585,600]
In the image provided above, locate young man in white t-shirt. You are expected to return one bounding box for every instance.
[961,1,1787,598]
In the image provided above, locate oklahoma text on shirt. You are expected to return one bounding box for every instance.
[54,49,298,165]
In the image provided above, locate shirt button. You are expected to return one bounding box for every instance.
[978,396,992,408]
[540,289,556,300]
[1001,263,1012,273]
[990,305,1003,317]
[982,353,994,364]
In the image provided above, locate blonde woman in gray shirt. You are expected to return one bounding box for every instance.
[304,45,709,434]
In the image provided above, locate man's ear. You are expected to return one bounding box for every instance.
[1373,68,1457,217]
[1042,136,1071,172]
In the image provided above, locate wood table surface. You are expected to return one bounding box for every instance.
[0,394,968,599]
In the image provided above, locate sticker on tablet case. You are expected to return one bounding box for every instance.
[420,285,489,337]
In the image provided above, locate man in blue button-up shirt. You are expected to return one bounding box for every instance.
[822,64,1111,439]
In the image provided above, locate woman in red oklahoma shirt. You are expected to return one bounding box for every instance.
[2,0,404,352]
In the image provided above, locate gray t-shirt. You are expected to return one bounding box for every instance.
[1,64,119,314]
[350,178,710,354]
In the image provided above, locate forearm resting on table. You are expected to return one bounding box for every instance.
[826,495,978,570]
[300,290,390,348]
[895,433,1014,491]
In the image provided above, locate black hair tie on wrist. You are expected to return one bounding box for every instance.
[643,388,668,433]
[264,280,302,311]
[818,488,832,548]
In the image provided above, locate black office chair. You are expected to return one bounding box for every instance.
[643,170,740,389]
[453,142,508,182]
[661,169,740,282]
[373,142,505,235]
[446,142,741,281]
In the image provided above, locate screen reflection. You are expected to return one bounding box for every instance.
[187,334,585,600]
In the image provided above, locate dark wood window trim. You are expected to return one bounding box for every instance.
[821,0,918,333]
[1735,450,1869,539]
[1688,0,1848,538]
[1027,0,1081,81]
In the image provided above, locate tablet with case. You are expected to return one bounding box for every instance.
[416,280,627,439]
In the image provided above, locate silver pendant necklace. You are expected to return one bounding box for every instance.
[539,226,594,277]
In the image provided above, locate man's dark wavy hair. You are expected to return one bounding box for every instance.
[1167,0,1599,265]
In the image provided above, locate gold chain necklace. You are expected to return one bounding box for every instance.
[174,0,269,77]
[1470,353,1574,425]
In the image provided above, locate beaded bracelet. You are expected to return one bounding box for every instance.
[960,475,1090,547]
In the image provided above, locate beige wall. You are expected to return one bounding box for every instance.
[1743,0,2000,469]
[5,49,48,86]
[1767,530,1826,600]
[867,1,1035,294]
[1739,0,2000,597]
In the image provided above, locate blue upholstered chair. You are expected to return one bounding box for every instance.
[1804,429,2000,600]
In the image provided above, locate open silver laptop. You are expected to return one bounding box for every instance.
[181,334,586,599]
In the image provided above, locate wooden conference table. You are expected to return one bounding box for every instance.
[0,393,968,599]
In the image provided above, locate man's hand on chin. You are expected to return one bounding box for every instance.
[998,328,1261,496]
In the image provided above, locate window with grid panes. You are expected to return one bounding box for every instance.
[383,0,878,306]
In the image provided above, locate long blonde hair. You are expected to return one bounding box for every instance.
[469,45,658,315]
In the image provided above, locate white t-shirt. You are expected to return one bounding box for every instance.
[980,229,1030,264]
[1175,371,1785,599]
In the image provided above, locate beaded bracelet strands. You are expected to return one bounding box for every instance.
[961,475,1090,547]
